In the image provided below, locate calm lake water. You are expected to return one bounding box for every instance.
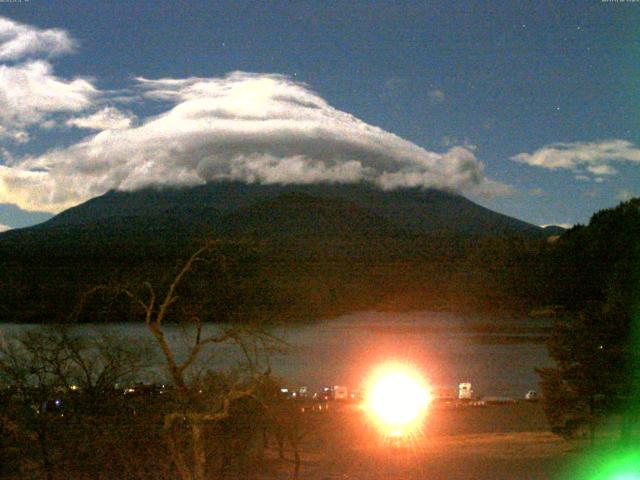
[0,311,553,398]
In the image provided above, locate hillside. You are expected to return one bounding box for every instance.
[17,181,541,237]
[0,182,552,323]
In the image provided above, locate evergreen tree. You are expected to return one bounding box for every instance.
[537,199,640,442]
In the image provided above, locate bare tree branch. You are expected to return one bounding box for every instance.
[155,241,216,327]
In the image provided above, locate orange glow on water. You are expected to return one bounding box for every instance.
[365,363,431,437]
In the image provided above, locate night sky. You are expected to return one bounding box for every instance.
[0,0,638,230]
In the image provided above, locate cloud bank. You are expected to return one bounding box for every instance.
[0,17,75,61]
[511,140,640,181]
[0,17,99,142]
[0,60,98,133]
[1,70,509,213]
[540,223,572,229]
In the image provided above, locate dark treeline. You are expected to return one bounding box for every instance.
[0,198,637,325]
[0,327,314,480]
[545,198,640,311]
[0,231,553,324]
[536,198,640,441]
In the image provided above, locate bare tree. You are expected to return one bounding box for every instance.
[0,326,150,479]
[84,241,285,480]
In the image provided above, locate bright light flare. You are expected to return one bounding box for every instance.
[365,363,431,437]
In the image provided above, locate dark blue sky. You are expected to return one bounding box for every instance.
[0,0,638,228]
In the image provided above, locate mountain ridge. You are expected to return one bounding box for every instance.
[0,182,553,323]
[21,181,541,239]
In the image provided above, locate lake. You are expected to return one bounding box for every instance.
[0,310,553,398]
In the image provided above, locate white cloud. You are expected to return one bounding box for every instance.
[66,107,135,130]
[540,223,572,229]
[428,89,445,103]
[0,60,98,138]
[617,189,636,201]
[0,72,509,213]
[0,223,11,232]
[586,164,617,176]
[0,16,75,61]
[0,18,99,142]
[0,146,13,163]
[511,140,640,180]
[0,126,29,143]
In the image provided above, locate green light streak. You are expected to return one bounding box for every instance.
[561,448,640,480]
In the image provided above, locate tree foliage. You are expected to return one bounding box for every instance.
[537,199,640,441]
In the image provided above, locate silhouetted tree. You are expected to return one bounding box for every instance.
[0,327,151,479]
[537,199,640,443]
[537,306,629,440]
[85,240,284,480]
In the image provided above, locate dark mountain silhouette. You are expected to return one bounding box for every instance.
[0,182,552,323]
[14,181,541,239]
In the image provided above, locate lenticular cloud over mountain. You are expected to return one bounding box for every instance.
[0,71,508,213]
